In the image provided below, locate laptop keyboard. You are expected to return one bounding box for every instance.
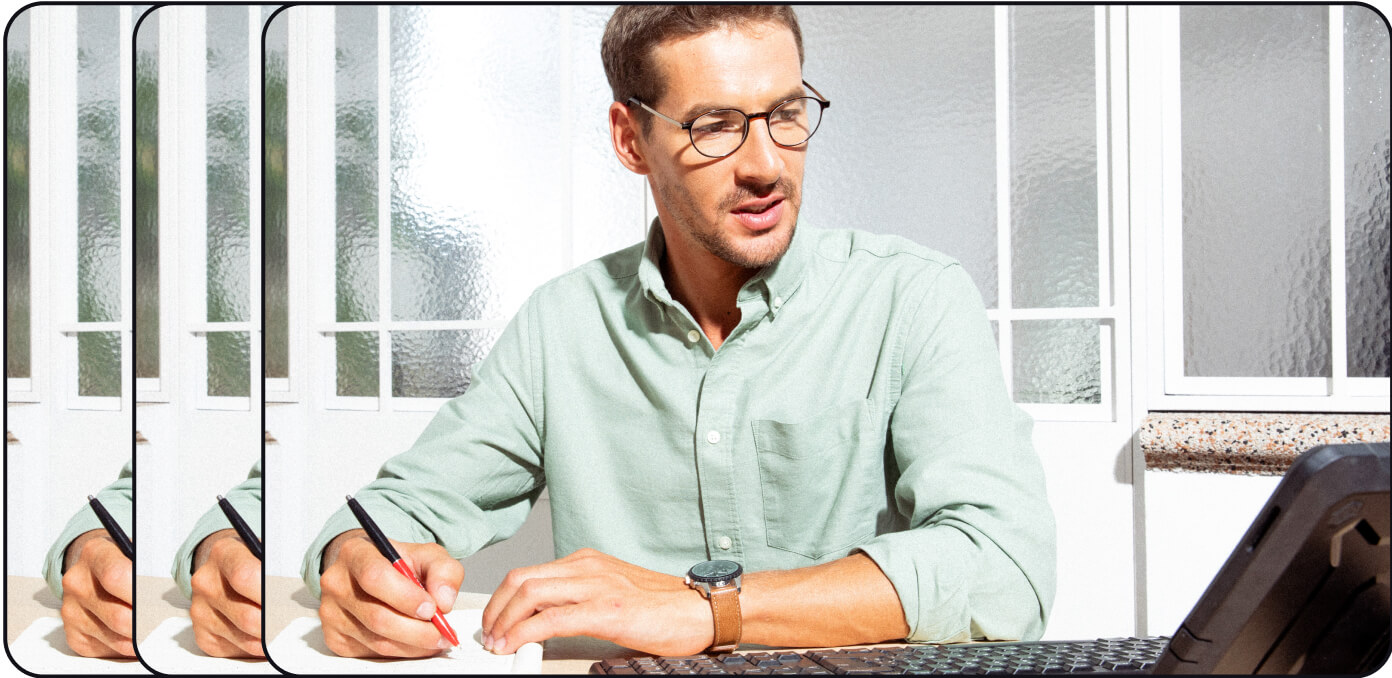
[590,636,1171,675]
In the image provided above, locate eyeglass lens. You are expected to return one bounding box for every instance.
[689,97,824,158]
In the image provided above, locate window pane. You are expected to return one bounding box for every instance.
[78,331,122,397]
[1344,6,1391,379]
[6,12,31,380]
[336,6,378,323]
[1010,6,1098,309]
[389,7,565,322]
[1181,7,1331,378]
[77,6,122,324]
[392,329,501,398]
[799,6,998,305]
[207,331,250,397]
[1014,319,1101,404]
[135,9,159,379]
[206,5,249,324]
[265,8,290,378]
[336,332,378,398]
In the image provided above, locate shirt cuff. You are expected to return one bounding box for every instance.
[855,527,976,644]
[43,494,132,600]
[172,493,262,600]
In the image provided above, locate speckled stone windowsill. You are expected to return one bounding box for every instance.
[1141,412,1391,475]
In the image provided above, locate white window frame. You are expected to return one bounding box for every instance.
[5,11,47,403]
[1138,6,1390,414]
[266,5,302,404]
[296,6,511,413]
[136,4,175,403]
[33,6,133,412]
[168,5,261,412]
[990,6,1126,423]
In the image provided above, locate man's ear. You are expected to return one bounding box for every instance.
[609,101,650,176]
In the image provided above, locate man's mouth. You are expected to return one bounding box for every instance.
[733,198,783,214]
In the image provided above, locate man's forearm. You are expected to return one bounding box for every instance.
[740,553,909,648]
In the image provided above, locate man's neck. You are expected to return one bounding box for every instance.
[660,235,756,352]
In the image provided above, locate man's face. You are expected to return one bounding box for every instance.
[640,22,807,271]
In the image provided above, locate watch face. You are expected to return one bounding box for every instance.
[690,560,741,581]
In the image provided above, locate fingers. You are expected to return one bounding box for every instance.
[189,597,264,658]
[317,538,457,658]
[487,576,595,653]
[491,602,594,654]
[87,537,134,605]
[319,596,447,658]
[407,543,463,613]
[483,549,605,635]
[210,536,263,606]
[59,596,134,658]
[60,551,134,653]
[190,550,262,646]
[338,537,437,621]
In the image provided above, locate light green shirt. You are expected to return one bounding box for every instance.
[303,222,1056,643]
[44,461,133,598]
[172,461,262,599]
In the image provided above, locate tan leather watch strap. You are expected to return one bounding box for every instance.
[708,585,742,653]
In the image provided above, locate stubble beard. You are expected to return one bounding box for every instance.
[654,176,801,271]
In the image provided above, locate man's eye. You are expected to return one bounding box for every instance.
[694,121,739,136]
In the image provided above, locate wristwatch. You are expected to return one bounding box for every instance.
[686,559,744,652]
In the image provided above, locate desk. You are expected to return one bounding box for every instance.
[6,576,59,646]
[134,575,185,644]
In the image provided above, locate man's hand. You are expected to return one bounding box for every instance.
[189,529,263,657]
[60,529,134,658]
[317,529,464,658]
[481,548,713,656]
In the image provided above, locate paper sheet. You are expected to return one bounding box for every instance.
[7,617,150,674]
[266,609,543,674]
[138,617,280,674]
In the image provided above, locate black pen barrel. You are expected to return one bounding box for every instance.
[87,495,134,560]
[345,495,402,562]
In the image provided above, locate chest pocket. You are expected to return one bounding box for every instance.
[752,399,885,559]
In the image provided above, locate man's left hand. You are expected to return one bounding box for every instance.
[481,548,713,656]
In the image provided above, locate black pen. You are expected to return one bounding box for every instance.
[345,495,460,647]
[87,495,134,560]
[217,495,264,561]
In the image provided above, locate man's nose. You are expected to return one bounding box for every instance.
[731,117,784,185]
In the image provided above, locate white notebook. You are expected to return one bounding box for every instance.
[266,609,544,674]
[8,617,149,674]
[138,617,281,674]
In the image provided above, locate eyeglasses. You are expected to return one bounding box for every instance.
[626,81,831,159]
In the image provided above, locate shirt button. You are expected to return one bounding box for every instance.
[718,536,733,550]
[773,296,783,309]
[686,329,700,343]
[706,430,721,444]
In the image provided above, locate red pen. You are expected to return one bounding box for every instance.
[345,495,460,647]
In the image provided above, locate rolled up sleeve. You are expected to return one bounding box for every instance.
[43,461,134,599]
[856,265,1056,643]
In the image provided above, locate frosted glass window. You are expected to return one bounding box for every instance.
[388,6,564,322]
[76,7,123,398]
[335,6,378,323]
[1014,320,1101,405]
[205,7,250,397]
[799,6,998,305]
[336,332,378,398]
[265,8,289,379]
[6,12,31,381]
[1344,6,1391,379]
[1181,7,1331,379]
[392,330,501,398]
[135,8,158,380]
[1010,6,1098,309]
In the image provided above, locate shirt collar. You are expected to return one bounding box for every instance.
[637,217,811,318]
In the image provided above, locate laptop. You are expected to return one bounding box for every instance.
[592,442,1391,675]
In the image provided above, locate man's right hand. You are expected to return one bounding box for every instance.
[317,529,464,658]
[60,529,134,658]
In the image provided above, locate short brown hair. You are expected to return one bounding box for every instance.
[601,5,804,111]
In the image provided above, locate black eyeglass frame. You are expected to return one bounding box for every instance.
[625,80,831,159]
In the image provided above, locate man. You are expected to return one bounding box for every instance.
[45,464,134,658]
[174,463,263,658]
[303,5,1055,659]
